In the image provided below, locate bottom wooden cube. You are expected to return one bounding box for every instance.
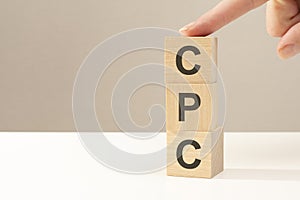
[167,129,223,178]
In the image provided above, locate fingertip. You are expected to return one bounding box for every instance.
[179,22,196,36]
[179,21,213,36]
[277,44,300,60]
[277,23,300,59]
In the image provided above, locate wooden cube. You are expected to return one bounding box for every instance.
[166,83,217,131]
[165,37,217,84]
[167,129,223,178]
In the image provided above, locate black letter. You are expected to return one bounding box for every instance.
[176,46,201,75]
[177,140,201,169]
[179,93,201,121]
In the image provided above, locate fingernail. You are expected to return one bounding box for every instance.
[179,22,195,34]
[278,44,300,59]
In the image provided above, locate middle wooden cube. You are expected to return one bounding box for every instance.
[166,83,217,132]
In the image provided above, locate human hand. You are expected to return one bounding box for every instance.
[179,0,300,59]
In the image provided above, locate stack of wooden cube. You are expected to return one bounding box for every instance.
[165,37,223,178]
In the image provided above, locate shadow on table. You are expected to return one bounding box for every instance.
[215,169,300,181]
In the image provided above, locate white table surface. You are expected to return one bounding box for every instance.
[0,132,300,200]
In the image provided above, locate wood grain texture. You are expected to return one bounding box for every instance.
[165,37,217,84]
[166,84,217,131]
[167,129,223,178]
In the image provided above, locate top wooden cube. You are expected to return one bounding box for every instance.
[165,37,217,84]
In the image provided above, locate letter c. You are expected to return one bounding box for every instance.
[176,46,201,75]
[177,139,201,169]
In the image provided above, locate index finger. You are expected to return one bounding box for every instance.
[180,0,268,36]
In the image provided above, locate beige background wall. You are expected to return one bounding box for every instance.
[0,0,300,132]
